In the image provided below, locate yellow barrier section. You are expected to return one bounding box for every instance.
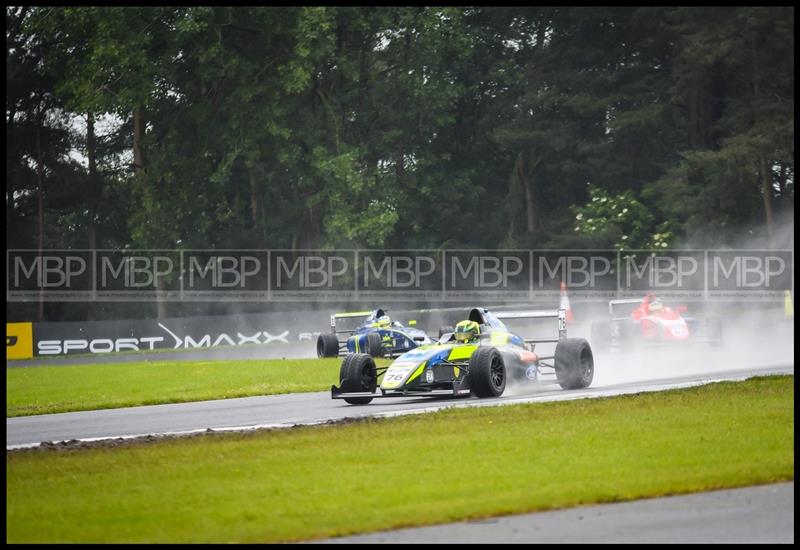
[6,322,33,360]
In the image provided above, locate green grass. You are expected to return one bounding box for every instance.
[6,375,793,543]
[7,358,388,417]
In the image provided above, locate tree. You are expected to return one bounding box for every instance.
[649,7,794,245]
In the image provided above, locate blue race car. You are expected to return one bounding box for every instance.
[331,307,595,405]
[317,309,435,358]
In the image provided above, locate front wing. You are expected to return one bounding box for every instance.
[331,374,472,400]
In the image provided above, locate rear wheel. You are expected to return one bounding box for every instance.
[438,325,455,338]
[469,347,506,398]
[317,333,340,358]
[338,353,377,404]
[366,332,385,357]
[554,338,594,390]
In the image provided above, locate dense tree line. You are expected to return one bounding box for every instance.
[6,7,794,321]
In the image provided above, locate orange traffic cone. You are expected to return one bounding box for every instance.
[560,281,574,324]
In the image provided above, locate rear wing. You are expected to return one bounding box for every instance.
[607,299,642,319]
[330,311,373,336]
[495,309,567,343]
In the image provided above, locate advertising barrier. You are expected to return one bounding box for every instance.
[6,305,559,359]
[9,311,327,358]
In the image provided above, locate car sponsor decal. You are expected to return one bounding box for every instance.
[404,361,429,385]
[490,332,510,345]
[397,345,449,362]
[381,365,415,389]
[447,345,477,361]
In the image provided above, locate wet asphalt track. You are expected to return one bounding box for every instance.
[6,361,792,448]
[318,482,794,544]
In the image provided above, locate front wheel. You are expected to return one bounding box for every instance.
[438,325,455,338]
[338,353,377,404]
[554,338,594,390]
[469,347,506,398]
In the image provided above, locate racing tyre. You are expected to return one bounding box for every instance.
[469,347,506,398]
[338,353,377,404]
[365,331,385,357]
[554,338,594,390]
[438,325,455,338]
[317,333,340,358]
[590,321,611,353]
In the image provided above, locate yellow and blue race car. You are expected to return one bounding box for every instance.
[317,308,436,359]
[331,307,594,404]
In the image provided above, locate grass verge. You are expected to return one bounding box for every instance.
[6,375,794,543]
[6,358,385,417]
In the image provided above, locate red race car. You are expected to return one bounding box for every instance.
[591,293,722,352]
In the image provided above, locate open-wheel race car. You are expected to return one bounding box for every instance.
[590,293,723,352]
[331,307,594,405]
[317,308,437,358]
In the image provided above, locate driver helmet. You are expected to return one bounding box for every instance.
[648,299,663,312]
[454,320,480,343]
[374,315,392,328]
